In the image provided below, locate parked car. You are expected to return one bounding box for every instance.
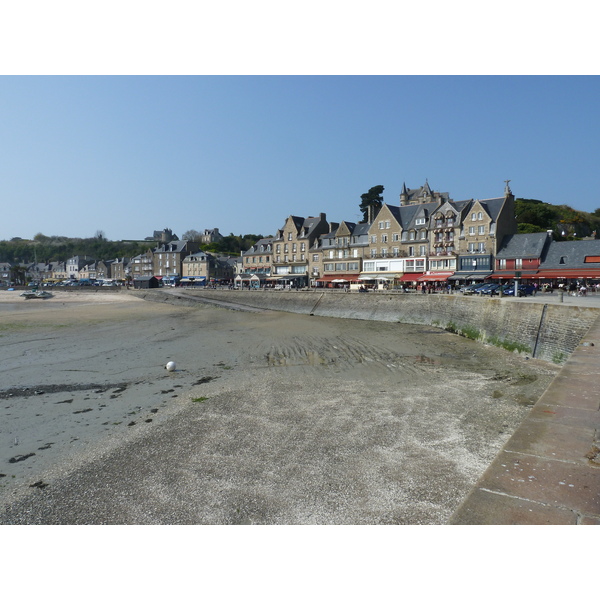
[479,283,503,295]
[461,283,487,295]
[503,284,536,297]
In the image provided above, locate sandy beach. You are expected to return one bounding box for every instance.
[0,289,559,524]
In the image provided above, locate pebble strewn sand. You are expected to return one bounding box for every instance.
[0,290,559,524]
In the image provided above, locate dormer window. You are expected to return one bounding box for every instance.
[416,217,426,225]
[559,256,567,264]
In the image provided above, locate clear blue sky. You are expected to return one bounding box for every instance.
[2,75,599,241]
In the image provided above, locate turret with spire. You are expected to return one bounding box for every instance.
[399,182,409,206]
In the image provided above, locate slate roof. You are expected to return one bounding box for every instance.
[352,222,371,236]
[541,240,600,269]
[154,240,191,253]
[242,237,276,257]
[496,233,551,259]
[475,196,507,221]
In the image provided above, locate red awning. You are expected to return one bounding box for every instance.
[527,270,600,279]
[418,272,454,282]
[398,273,424,282]
[490,271,539,279]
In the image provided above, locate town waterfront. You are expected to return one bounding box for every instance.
[0,290,558,524]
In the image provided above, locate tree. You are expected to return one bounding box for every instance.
[182,229,202,242]
[359,185,384,223]
[10,265,28,285]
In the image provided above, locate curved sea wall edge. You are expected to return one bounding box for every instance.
[134,289,600,365]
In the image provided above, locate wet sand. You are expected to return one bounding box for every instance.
[0,290,559,524]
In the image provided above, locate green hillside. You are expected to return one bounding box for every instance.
[515,198,600,239]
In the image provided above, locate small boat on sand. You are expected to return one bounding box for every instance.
[21,290,53,299]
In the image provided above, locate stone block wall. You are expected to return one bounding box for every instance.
[144,290,599,365]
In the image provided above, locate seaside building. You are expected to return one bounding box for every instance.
[0,262,12,286]
[130,250,154,280]
[153,240,200,283]
[491,232,552,281]
[66,255,97,280]
[240,237,275,277]
[272,213,330,287]
[315,221,371,287]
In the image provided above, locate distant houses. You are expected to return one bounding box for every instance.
[3,182,600,289]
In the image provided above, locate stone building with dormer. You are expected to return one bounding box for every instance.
[272,213,330,286]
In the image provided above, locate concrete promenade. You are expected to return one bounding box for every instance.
[450,295,600,524]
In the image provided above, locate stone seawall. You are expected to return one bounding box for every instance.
[136,290,600,365]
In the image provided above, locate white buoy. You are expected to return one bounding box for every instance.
[166,361,176,372]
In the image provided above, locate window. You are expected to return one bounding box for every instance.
[392,233,400,242]
[478,212,483,220]
[498,259,506,269]
[312,254,319,262]
[416,217,426,225]
[409,246,414,257]
[469,226,475,235]
[409,230,416,240]
[371,235,377,244]
[352,249,358,258]
[381,248,387,257]
[478,225,485,235]
[515,258,523,269]
[288,232,293,240]
[378,221,385,229]
[284,244,288,252]
[370,249,377,257]
[335,263,347,271]
[324,263,334,271]
[363,261,375,271]
[381,234,388,243]
[276,244,281,254]
[385,221,391,229]
[301,254,305,261]
[468,242,475,252]
[420,230,427,240]
[477,242,486,253]
[348,262,359,271]
[401,231,408,241]
[329,250,334,259]
[471,213,477,221]
[292,243,297,252]
[392,247,399,257]
[300,243,305,251]
[419,245,427,256]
